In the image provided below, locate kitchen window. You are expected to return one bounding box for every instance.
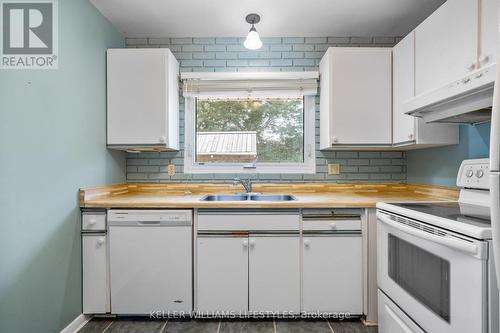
[182,72,317,173]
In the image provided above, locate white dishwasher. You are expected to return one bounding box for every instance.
[108,210,192,315]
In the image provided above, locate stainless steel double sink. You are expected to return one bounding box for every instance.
[200,194,296,202]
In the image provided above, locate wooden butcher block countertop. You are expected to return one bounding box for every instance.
[79,183,459,209]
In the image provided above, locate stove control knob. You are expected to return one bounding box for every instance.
[466,170,474,178]
[476,169,484,178]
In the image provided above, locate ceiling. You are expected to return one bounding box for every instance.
[90,0,446,38]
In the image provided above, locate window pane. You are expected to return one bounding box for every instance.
[195,98,304,163]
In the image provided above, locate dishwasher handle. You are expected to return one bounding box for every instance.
[138,221,161,225]
[108,220,192,227]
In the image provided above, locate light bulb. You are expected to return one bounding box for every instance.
[244,28,262,50]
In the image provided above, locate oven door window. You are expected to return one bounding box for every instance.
[388,234,450,322]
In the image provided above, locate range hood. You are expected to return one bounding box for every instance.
[404,64,496,125]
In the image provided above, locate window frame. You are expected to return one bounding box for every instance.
[183,95,316,174]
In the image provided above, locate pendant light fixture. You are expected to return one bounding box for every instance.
[243,13,262,50]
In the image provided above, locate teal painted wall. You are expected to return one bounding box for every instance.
[0,1,125,332]
[407,122,491,187]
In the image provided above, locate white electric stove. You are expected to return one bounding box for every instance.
[376,159,499,333]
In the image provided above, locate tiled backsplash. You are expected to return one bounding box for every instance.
[125,36,406,182]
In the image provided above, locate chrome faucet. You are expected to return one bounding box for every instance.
[233,177,253,193]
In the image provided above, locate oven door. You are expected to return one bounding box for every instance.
[377,210,489,333]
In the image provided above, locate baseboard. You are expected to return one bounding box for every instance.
[361,317,378,327]
[60,314,92,333]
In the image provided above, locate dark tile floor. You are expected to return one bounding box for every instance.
[78,317,378,333]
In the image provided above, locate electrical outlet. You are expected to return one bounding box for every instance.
[328,163,340,175]
[167,164,176,176]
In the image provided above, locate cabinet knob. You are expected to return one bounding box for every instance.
[159,136,167,143]
[304,239,310,247]
[332,137,339,144]
[329,223,337,229]
[97,237,105,247]
[242,240,248,248]
[89,218,97,225]
[408,133,414,140]
[479,55,489,65]
[249,239,255,248]
[467,62,476,71]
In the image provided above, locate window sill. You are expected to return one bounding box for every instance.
[183,163,316,174]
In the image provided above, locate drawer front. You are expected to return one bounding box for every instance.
[197,213,300,231]
[82,214,106,231]
[302,218,361,231]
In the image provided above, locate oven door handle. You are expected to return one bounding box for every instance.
[377,213,479,256]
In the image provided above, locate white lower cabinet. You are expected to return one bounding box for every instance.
[196,236,249,314]
[195,210,363,317]
[249,236,300,314]
[83,234,109,314]
[302,235,363,314]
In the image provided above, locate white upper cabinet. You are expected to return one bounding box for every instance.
[393,33,416,145]
[403,0,499,117]
[392,33,458,147]
[107,48,179,150]
[479,0,500,69]
[320,47,392,149]
[414,0,479,96]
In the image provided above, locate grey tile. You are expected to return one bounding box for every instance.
[219,319,274,333]
[163,319,219,333]
[329,320,378,333]
[77,318,112,333]
[275,319,332,333]
[106,318,166,333]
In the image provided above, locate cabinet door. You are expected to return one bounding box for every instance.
[196,236,249,314]
[249,236,300,313]
[302,235,362,314]
[107,49,169,145]
[415,0,479,95]
[393,33,416,145]
[83,235,109,314]
[479,0,500,69]
[330,48,392,145]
